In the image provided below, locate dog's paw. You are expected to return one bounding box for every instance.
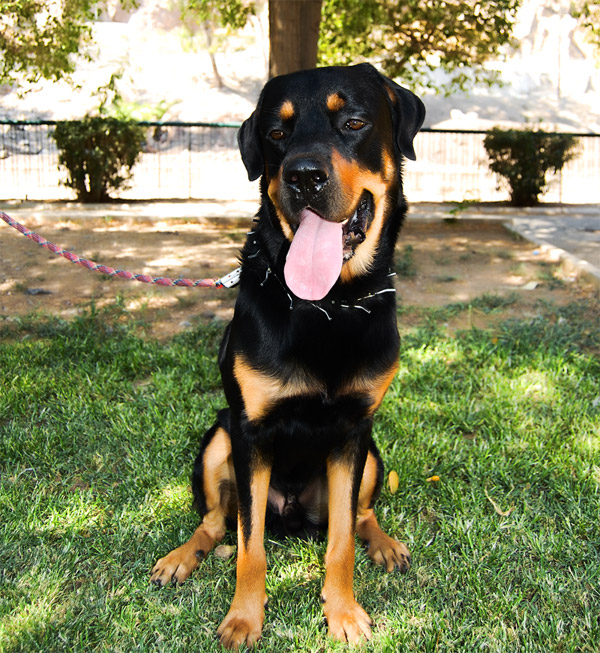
[366,532,411,573]
[150,542,202,587]
[324,598,373,644]
[216,607,264,649]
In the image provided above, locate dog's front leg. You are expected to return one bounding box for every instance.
[322,436,373,643]
[217,457,272,650]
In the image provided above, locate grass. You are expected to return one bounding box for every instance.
[1,296,600,652]
[396,245,417,278]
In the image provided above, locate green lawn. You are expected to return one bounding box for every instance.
[1,296,599,652]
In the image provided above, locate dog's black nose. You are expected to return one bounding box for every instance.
[283,158,329,196]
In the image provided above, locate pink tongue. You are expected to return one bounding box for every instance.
[284,209,343,301]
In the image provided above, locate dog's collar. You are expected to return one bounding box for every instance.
[247,247,396,321]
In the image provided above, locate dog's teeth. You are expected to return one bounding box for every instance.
[342,210,357,227]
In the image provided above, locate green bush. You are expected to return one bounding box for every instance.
[53,117,146,202]
[483,128,579,206]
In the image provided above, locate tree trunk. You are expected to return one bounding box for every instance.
[203,21,225,89]
[269,0,323,78]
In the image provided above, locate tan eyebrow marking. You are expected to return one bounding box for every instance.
[326,92,346,112]
[279,100,295,120]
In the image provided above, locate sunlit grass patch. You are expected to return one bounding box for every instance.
[1,296,599,651]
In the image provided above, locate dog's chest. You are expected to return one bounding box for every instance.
[232,308,398,423]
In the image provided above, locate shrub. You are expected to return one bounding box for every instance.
[483,128,579,206]
[53,117,146,202]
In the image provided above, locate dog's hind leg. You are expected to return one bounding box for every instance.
[355,447,411,573]
[151,424,235,587]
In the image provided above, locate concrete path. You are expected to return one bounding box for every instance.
[2,199,600,288]
[407,203,600,287]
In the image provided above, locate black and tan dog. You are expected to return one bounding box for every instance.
[151,63,425,648]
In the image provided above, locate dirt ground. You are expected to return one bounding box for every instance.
[1,213,596,338]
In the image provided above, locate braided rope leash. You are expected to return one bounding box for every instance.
[0,210,241,288]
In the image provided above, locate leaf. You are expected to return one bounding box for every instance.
[214,544,236,559]
[388,470,399,494]
[484,488,514,517]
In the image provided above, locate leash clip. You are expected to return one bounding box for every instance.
[216,267,242,288]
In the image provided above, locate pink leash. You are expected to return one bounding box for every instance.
[0,211,241,288]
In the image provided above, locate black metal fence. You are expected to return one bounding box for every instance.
[1,120,599,203]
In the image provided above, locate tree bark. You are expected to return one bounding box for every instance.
[203,21,225,89]
[268,0,323,78]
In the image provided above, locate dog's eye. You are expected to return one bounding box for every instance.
[270,130,286,141]
[345,119,366,131]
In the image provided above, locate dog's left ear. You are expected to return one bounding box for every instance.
[238,108,264,181]
[383,78,426,161]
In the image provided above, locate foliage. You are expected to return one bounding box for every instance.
[571,0,600,52]
[94,70,175,122]
[484,128,579,206]
[1,297,599,650]
[180,0,255,29]
[178,0,256,86]
[319,0,521,93]
[0,0,97,85]
[396,245,417,278]
[53,117,146,202]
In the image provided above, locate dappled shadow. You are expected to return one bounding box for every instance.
[1,211,598,338]
[0,215,246,337]
[396,219,596,323]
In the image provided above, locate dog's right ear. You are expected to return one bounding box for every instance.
[238,108,263,182]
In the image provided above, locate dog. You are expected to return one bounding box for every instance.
[151,63,425,648]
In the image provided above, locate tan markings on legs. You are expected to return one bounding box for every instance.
[233,354,323,422]
[150,427,234,587]
[322,457,373,643]
[217,464,272,650]
[356,451,411,573]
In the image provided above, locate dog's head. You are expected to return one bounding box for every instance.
[238,64,425,300]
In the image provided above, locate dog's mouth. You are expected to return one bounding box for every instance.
[287,190,374,257]
[341,191,373,260]
[283,191,374,301]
